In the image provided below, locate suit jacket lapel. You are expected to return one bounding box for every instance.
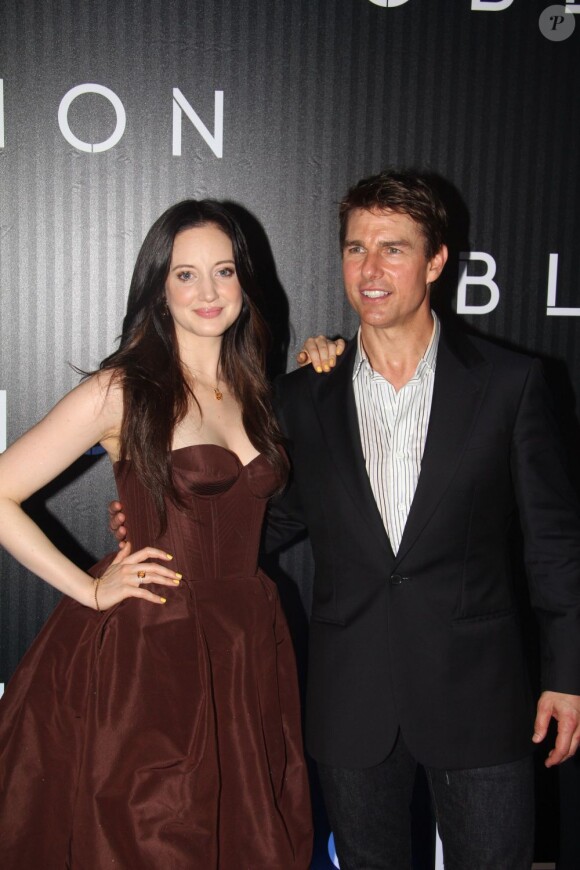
[394,327,491,564]
[311,341,394,556]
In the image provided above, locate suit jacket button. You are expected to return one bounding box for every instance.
[390,574,403,585]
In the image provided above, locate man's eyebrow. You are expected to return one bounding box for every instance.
[342,238,412,248]
[377,239,412,248]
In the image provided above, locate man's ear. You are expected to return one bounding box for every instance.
[427,244,448,284]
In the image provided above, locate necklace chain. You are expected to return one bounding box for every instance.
[185,366,223,400]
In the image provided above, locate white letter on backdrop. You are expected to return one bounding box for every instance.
[471,0,514,10]
[0,391,6,453]
[0,79,4,148]
[546,253,580,315]
[457,252,500,315]
[172,89,223,158]
[58,84,126,153]
[368,1,412,8]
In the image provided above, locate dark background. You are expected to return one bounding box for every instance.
[1,2,579,866]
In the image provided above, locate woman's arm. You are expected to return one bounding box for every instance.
[296,336,345,371]
[0,372,179,609]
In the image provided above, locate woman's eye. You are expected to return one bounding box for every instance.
[178,271,193,281]
[217,267,235,277]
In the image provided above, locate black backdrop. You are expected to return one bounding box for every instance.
[1,2,579,867]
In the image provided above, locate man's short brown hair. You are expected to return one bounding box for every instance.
[339,169,448,259]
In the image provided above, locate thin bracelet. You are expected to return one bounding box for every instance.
[93,577,102,612]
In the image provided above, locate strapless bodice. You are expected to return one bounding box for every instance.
[113,444,282,582]
[167,443,278,499]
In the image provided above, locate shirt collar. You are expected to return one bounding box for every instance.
[353,311,440,382]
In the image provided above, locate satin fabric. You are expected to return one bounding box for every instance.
[0,445,312,869]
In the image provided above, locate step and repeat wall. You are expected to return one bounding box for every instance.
[1,1,579,867]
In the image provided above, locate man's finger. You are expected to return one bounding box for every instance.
[545,728,573,767]
[111,525,127,545]
[532,705,551,743]
[109,512,125,531]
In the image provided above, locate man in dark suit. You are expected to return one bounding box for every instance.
[264,170,580,869]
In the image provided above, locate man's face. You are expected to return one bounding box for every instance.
[342,208,447,333]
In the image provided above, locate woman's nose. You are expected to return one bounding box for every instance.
[198,277,219,301]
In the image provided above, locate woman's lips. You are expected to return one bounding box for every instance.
[194,307,223,318]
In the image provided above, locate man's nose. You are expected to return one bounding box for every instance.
[361,251,383,279]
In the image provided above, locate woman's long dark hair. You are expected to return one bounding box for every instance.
[99,200,287,528]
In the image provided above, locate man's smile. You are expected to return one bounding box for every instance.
[361,289,391,298]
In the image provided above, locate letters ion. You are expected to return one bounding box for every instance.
[55,83,224,157]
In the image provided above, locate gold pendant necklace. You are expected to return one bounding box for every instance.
[188,367,223,400]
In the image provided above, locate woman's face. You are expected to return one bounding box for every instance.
[165,223,243,343]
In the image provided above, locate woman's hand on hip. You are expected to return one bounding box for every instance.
[92,542,181,610]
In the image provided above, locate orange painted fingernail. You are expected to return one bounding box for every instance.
[160,597,167,603]
[166,553,173,559]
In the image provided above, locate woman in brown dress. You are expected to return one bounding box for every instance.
[0,200,312,869]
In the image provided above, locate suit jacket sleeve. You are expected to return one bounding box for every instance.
[261,377,309,555]
[511,358,580,694]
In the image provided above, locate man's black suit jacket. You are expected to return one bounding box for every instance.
[265,325,580,770]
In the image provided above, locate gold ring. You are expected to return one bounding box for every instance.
[137,570,146,579]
